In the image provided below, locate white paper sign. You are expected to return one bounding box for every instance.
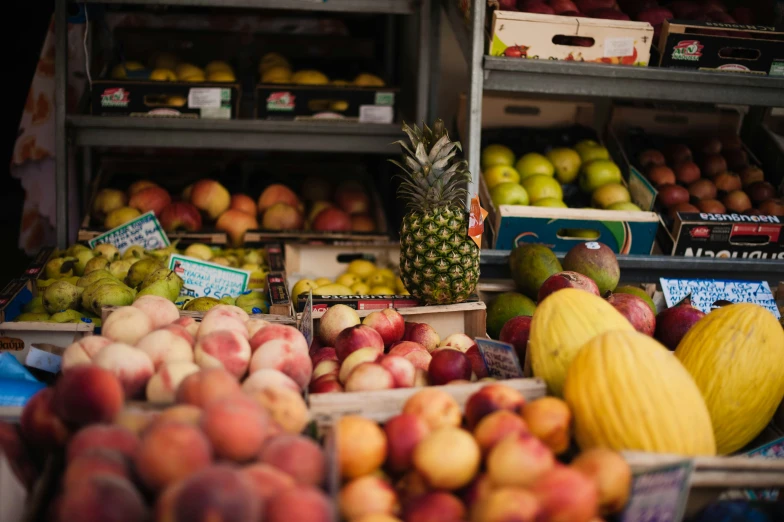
[188,88,221,108]
[660,278,780,318]
[25,346,62,374]
[88,211,170,254]
[359,105,394,124]
[476,338,523,380]
[168,254,250,299]
[621,460,693,522]
[604,37,635,57]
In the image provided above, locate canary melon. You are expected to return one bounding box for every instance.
[565,330,716,456]
[675,303,784,455]
[529,288,634,397]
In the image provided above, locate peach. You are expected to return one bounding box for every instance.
[201,395,271,462]
[217,209,258,246]
[173,316,199,337]
[487,432,555,488]
[66,425,138,463]
[242,368,301,394]
[194,330,251,378]
[249,339,313,389]
[197,313,248,341]
[388,341,432,371]
[362,309,405,347]
[337,415,387,479]
[102,306,154,345]
[413,368,430,387]
[260,434,325,486]
[132,294,180,329]
[93,343,155,399]
[473,410,529,456]
[162,464,261,522]
[313,359,339,380]
[439,333,487,379]
[352,516,401,522]
[0,422,37,489]
[464,384,526,430]
[190,179,231,220]
[63,448,130,489]
[530,467,599,522]
[403,492,465,522]
[114,410,156,435]
[309,373,344,393]
[161,323,197,346]
[384,413,430,472]
[345,363,395,392]
[62,336,113,371]
[395,470,430,505]
[335,324,385,363]
[262,203,305,230]
[402,323,440,353]
[522,396,572,455]
[135,421,213,490]
[339,475,399,520]
[378,355,416,388]
[462,473,493,517]
[311,346,339,367]
[246,318,270,338]
[402,388,461,430]
[153,404,203,427]
[242,463,295,504]
[136,329,194,370]
[20,387,69,449]
[53,364,125,426]
[175,367,241,407]
[129,186,171,215]
[571,448,631,515]
[249,324,308,355]
[146,362,200,404]
[413,427,480,490]
[58,475,148,522]
[339,346,383,383]
[428,349,472,385]
[230,193,257,216]
[264,486,334,522]
[473,487,541,522]
[318,304,360,346]
[258,183,301,213]
[248,386,310,434]
[204,302,251,321]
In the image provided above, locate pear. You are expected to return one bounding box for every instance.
[184,297,221,311]
[23,296,46,314]
[50,310,86,323]
[45,257,76,279]
[184,243,214,260]
[108,259,134,280]
[123,245,148,260]
[43,281,84,314]
[236,291,269,314]
[219,295,236,305]
[88,283,136,315]
[15,312,50,322]
[66,244,91,257]
[126,258,164,289]
[73,249,97,276]
[64,276,81,285]
[243,249,264,266]
[148,244,178,260]
[37,279,57,290]
[138,269,184,302]
[93,243,120,261]
[175,296,194,309]
[81,279,124,310]
[211,257,231,267]
[77,269,118,288]
[83,256,110,275]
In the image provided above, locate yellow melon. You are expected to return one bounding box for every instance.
[529,288,634,396]
[675,303,784,454]
[565,330,716,456]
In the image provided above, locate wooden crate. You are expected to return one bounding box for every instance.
[0,322,93,372]
[284,242,400,286]
[309,377,546,427]
[100,306,296,326]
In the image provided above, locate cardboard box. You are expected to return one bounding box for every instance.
[668,213,784,259]
[658,20,784,75]
[257,84,397,123]
[489,11,654,65]
[460,95,659,254]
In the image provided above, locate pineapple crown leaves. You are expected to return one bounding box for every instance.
[389,119,472,212]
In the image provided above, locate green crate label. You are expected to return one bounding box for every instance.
[375,92,395,106]
[770,61,784,77]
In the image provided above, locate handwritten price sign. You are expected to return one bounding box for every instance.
[476,339,523,379]
[621,460,693,522]
[168,254,250,299]
[89,211,170,254]
[660,278,780,318]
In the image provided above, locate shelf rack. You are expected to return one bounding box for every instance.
[56,0,441,247]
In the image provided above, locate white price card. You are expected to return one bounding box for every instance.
[604,37,635,57]
[660,278,780,318]
[476,338,523,380]
[88,211,170,254]
[188,88,222,108]
[621,460,694,522]
[359,105,394,124]
[25,346,62,374]
[168,254,250,299]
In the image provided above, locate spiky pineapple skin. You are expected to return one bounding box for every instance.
[400,204,479,305]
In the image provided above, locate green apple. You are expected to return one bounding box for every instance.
[532,198,568,208]
[515,153,555,180]
[484,165,520,189]
[482,144,515,170]
[563,229,600,239]
[574,139,600,157]
[607,201,642,211]
[591,183,631,209]
[521,175,563,203]
[490,182,529,207]
[579,160,622,193]
[546,147,582,184]
[579,145,611,164]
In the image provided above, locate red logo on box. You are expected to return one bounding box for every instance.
[690,227,710,239]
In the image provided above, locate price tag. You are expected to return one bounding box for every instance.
[476,338,523,379]
[188,88,222,108]
[359,105,394,124]
[604,37,635,57]
[25,346,62,374]
[299,291,313,348]
[168,254,250,299]
[660,278,780,318]
[742,437,783,501]
[621,460,693,522]
[88,211,170,254]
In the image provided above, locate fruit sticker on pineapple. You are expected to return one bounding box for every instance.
[89,211,170,254]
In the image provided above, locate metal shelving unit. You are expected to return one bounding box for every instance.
[56,0,440,247]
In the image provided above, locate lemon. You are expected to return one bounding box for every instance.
[330,101,349,112]
[482,144,516,170]
[261,66,292,84]
[314,277,332,287]
[150,68,177,81]
[259,52,290,74]
[376,268,396,283]
[351,282,370,294]
[347,259,377,278]
[354,73,385,87]
[207,71,236,82]
[175,63,203,80]
[205,60,233,75]
[332,79,350,86]
[182,72,206,82]
[336,273,359,287]
[370,286,396,295]
[367,272,389,287]
[151,52,179,70]
[167,95,187,107]
[313,284,353,296]
[291,279,318,299]
[395,276,406,294]
[292,70,329,85]
[111,61,145,79]
[484,165,520,189]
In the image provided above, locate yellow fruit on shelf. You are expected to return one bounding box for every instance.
[367,272,389,287]
[314,277,332,287]
[207,71,236,82]
[259,52,290,75]
[675,303,784,455]
[313,284,353,296]
[336,273,360,287]
[151,52,179,70]
[515,153,555,179]
[347,259,377,278]
[261,66,293,84]
[175,63,202,79]
[353,73,385,87]
[530,288,634,397]
[351,282,370,295]
[482,144,516,170]
[166,95,187,107]
[182,72,206,82]
[564,330,716,456]
[111,61,145,79]
[205,60,233,75]
[483,165,520,189]
[184,243,214,260]
[376,268,396,283]
[104,207,141,229]
[291,279,318,299]
[546,147,582,184]
[149,68,177,81]
[292,70,329,85]
[532,198,567,208]
[332,79,350,86]
[330,100,349,112]
[521,175,563,203]
[394,276,406,294]
[370,286,396,295]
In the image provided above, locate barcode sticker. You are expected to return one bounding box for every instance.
[604,37,635,57]
[359,105,394,124]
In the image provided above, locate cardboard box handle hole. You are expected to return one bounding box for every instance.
[552,35,595,48]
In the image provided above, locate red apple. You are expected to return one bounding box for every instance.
[674,162,701,185]
[309,374,344,394]
[759,198,784,217]
[334,325,384,363]
[747,181,777,206]
[158,202,203,232]
[428,349,472,385]
[311,347,338,367]
[655,300,705,351]
[668,202,700,219]
[591,8,630,20]
[262,203,304,230]
[668,1,700,18]
[665,143,692,165]
[722,190,752,213]
[128,186,171,216]
[657,184,690,208]
[311,208,352,232]
[538,271,600,303]
[688,179,717,201]
[258,184,301,213]
[362,309,405,348]
[334,186,370,215]
[696,199,725,214]
[518,0,555,13]
[402,323,440,353]
[301,177,332,202]
[216,209,258,247]
[723,148,749,171]
[606,293,656,336]
[575,0,615,12]
[647,165,676,187]
[638,149,666,169]
[498,316,532,365]
[739,166,765,188]
[550,0,578,14]
[230,194,257,216]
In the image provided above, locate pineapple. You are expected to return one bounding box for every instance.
[390,119,480,305]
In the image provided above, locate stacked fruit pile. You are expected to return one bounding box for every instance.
[258,51,385,87]
[333,386,632,521]
[309,305,488,393]
[636,137,783,217]
[292,258,405,298]
[112,54,236,83]
[483,141,641,211]
[62,302,314,402]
